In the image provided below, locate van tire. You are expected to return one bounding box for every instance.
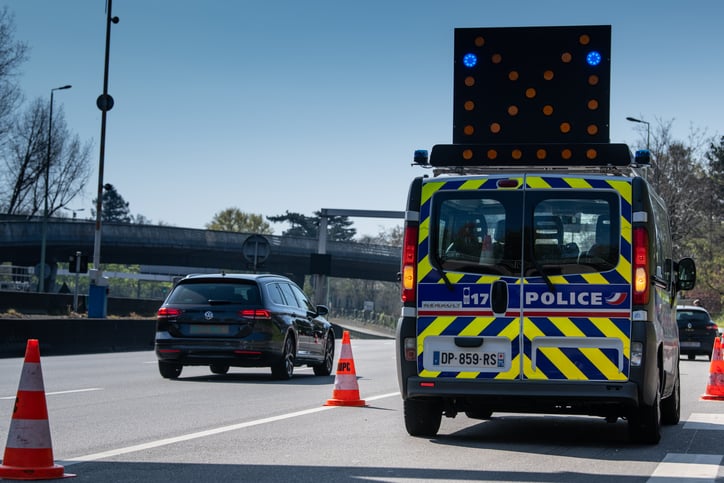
[661,363,681,425]
[404,398,442,437]
[628,380,661,444]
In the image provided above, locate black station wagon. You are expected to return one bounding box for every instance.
[155,273,335,379]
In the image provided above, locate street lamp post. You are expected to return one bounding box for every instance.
[626,116,650,150]
[38,84,72,293]
[89,0,118,318]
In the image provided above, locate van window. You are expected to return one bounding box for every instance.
[431,189,620,276]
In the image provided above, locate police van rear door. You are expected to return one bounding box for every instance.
[418,174,633,383]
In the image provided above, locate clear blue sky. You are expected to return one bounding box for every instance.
[3,0,723,237]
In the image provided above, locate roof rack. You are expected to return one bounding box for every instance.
[413,143,651,176]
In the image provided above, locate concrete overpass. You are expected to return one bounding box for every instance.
[0,219,402,286]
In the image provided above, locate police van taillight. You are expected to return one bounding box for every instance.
[401,225,418,303]
[633,227,650,305]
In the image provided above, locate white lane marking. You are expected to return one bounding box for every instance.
[647,453,721,482]
[0,387,103,400]
[684,413,724,430]
[63,391,399,465]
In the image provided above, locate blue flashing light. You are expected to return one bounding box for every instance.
[462,53,478,68]
[586,51,602,66]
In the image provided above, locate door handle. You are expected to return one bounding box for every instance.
[491,280,508,315]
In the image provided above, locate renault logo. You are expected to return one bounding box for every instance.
[204,311,214,320]
[687,322,692,329]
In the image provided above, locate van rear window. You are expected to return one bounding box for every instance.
[431,190,620,276]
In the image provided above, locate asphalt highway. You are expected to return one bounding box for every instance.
[0,339,722,482]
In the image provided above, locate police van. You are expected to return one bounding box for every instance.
[395,25,697,444]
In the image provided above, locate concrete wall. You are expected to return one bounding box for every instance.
[0,318,156,358]
[0,317,391,358]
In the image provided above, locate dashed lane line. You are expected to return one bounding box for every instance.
[62,391,400,465]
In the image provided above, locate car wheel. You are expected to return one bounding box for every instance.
[465,409,493,420]
[404,398,443,437]
[313,333,335,376]
[661,362,681,425]
[271,336,295,380]
[158,361,182,379]
[210,364,229,375]
[628,377,661,444]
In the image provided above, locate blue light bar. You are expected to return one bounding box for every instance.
[586,51,602,66]
[462,53,477,68]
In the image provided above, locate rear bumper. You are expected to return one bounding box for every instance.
[405,377,639,415]
[155,335,282,367]
[679,338,715,356]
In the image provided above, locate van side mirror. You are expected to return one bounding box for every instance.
[676,257,696,292]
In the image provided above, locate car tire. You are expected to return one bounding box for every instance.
[210,364,229,375]
[158,361,182,379]
[271,336,295,380]
[628,378,661,444]
[465,409,493,420]
[313,333,335,376]
[404,398,443,437]
[687,354,695,360]
[661,362,681,425]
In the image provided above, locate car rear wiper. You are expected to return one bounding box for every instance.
[207,299,234,305]
[433,255,455,292]
[530,258,557,293]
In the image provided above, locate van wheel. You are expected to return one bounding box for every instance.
[628,380,661,444]
[159,361,182,379]
[661,363,681,425]
[404,398,442,437]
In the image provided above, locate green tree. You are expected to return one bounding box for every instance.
[267,210,356,241]
[206,208,272,234]
[92,183,132,223]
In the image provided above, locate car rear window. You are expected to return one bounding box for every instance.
[167,281,260,305]
[431,188,619,276]
[677,310,711,328]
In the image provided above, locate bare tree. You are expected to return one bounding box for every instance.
[2,98,91,217]
[0,7,28,147]
[642,119,710,255]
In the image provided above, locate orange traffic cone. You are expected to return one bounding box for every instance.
[0,339,74,480]
[702,335,724,401]
[324,331,366,407]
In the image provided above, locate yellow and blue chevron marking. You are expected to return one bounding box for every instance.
[416,174,633,382]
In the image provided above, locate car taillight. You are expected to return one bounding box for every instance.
[633,227,650,305]
[157,307,181,319]
[240,309,272,319]
[401,225,418,303]
[707,324,719,332]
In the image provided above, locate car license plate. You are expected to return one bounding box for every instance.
[423,336,510,372]
[188,324,232,336]
[681,341,701,348]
